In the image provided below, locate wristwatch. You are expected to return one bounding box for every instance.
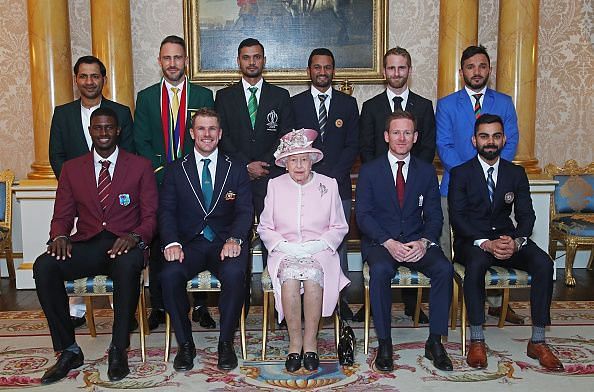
[514,237,527,251]
[420,238,435,249]
[129,232,146,249]
[226,237,243,246]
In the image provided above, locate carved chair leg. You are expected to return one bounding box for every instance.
[84,297,96,337]
[565,240,578,286]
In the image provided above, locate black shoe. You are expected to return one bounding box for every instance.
[173,341,196,371]
[192,306,216,329]
[217,341,238,371]
[41,350,84,384]
[129,317,139,332]
[374,338,393,372]
[303,352,319,371]
[148,309,165,331]
[340,300,354,321]
[70,316,86,329]
[285,352,302,372]
[424,339,453,371]
[352,306,368,322]
[107,345,129,381]
[404,307,429,324]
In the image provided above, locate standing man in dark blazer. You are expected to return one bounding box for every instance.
[34,108,158,384]
[291,48,359,318]
[159,108,253,372]
[356,47,435,323]
[134,35,215,331]
[448,114,563,372]
[356,110,453,372]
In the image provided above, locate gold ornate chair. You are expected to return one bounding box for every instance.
[0,170,15,282]
[544,160,594,286]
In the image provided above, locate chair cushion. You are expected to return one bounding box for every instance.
[554,174,594,213]
[261,268,273,291]
[186,270,221,291]
[363,263,431,286]
[552,215,594,237]
[454,263,532,286]
[65,275,113,295]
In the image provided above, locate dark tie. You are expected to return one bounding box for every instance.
[473,93,483,119]
[201,158,215,241]
[318,94,328,141]
[396,161,405,208]
[393,96,404,112]
[97,160,111,211]
[248,86,258,129]
[487,166,495,203]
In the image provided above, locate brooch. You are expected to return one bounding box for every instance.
[225,191,236,201]
[318,183,327,197]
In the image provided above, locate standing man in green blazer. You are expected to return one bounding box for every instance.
[133,35,215,330]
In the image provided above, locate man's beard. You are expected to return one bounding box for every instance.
[478,144,502,160]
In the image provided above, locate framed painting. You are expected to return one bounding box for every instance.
[184,0,388,85]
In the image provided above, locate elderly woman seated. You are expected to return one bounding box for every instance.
[258,129,350,372]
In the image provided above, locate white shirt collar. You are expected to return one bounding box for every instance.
[477,155,500,182]
[464,85,487,101]
[387,151,411,181]
[164,76,186,93]
[386,87,409,111]
[242,78,263,92]
[310,85,333,99]
[93,146,119,167]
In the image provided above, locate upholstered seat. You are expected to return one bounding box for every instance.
[186,270,223,290]
[552,216,594,237]
[452,263,532,287]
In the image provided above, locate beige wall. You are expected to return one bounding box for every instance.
[0,0,591,179]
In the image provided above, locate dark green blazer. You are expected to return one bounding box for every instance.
[49,97,134,178]
[133,81,214,184]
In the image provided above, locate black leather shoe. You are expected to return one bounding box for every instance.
[352,306,368,322]
[374,338,393,372]
[340,300,354,321]
[303,352,320,371]
[217,341,238,371]
[285,352,302,372]
[404,307,429,324]
[70,316,86,329]
[173,341,196,371]
[41,350,84,384]
[107,345,129,382]
[425,339,453,371]
[192,306,216,329]
[129,317,139,332]
[148,309,165,331]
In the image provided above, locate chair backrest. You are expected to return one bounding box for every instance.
[544,160,594,216]
[0,170,15,231]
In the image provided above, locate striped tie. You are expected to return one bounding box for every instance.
[487,166,495,203]
[473,93,483,119]
[97,160,111,211]
[248,86,258,129]
[318,94,328,141]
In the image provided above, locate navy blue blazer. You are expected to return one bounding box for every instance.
[291,88,359,200]
[158,151,253,247]
[448,157,535,252]
[355,154,443,260]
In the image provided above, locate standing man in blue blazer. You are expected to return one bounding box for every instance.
[356,110,453,372]
[291,48,359,318]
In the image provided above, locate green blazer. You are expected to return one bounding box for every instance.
[49,98,134,178]
[133,81,214,184]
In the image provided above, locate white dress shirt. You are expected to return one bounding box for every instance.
[465,85,487,110]
[242,78,263,107]
[474,156,501,248]
[387,151,411,182]
[164,77,186,105]
[93,147,119,185]
[311,85,332,114]
[386,87,409,112]
[81,100,102,150]
[194,147,218,188]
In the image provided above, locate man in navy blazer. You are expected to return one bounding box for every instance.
[448,114,563,371]
[356,110,453,372]
[291,48,359,317]
[159,108,253,372]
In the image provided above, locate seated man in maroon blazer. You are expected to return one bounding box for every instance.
[33,107,158,384]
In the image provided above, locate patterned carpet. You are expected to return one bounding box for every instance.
[0,301,593,391]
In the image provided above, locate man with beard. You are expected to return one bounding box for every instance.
[49,55,135,328]
[290,48,359,318]
[356,47,435,323]
[134,35,215,331]
[448,114,563,372]
[436,45,522,324]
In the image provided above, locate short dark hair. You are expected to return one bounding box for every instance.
[308,48,335,68]
[460,45,490,68]
[474,113,503,135]
[90,107,119,127]
[160,35,186,53]
[237,38,264,56]
[191,107,220,128]
[74,56,106,77]
[383,47,412,68]
[385,110,417,132]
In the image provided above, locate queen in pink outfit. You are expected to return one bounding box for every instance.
[258,129,350,372]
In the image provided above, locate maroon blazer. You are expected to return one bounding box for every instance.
[50,149,158,245]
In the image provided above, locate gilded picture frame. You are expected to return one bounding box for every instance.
[184,0,388,85]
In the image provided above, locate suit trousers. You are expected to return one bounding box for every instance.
[456,240,553,327]
[160,237,248,345]
[368,245,453,339]
[33,231,144,352]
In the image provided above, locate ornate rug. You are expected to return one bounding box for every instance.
[0,301,593,391]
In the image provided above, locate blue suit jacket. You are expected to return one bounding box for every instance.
[158,151,253,247]
[355,154,443,260]
[291,88,359,200]
[436,88,519,196]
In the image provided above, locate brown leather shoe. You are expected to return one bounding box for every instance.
[527,341,564,371]
[466,341,488,369]
[488,305,525,325]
